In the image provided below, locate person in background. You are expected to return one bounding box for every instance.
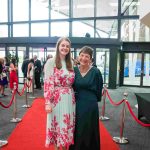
[22,56,29,79]
[9,58,18,91]
[44,37,75,150]
[69,46,103,150]
[33,55,42,89]
[0,58,8,96]
[41,55,53,85]
[0,58,4,98]
[43,54,53,71]
[4,56,10,84]
[46,54,53,61]
[27,58,34,93]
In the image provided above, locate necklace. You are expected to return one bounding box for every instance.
[79,65,92,77]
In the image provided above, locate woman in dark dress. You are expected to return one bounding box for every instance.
[70,46,103,150]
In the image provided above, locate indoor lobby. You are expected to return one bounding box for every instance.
[0,0,150,150]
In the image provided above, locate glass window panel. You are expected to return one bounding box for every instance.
[13,24,29,37]
[96,20,118,38]
[96,49,109,84]
[47,47,56,57]
[0,0,8,22]
[72,20,94,37]
[0,47,5,57]
[13,0,29,21]
[31,0,49,20]
[29,47,44,63]
[121,0,140,16]
[51,22,69,37]
[7,47,16,60]
[143,53,150,86]
[124,53,141,85]
[31,23,48,37]
[96,0,118,16]
[73,0,94,18]
[0,25,8,37]
[18,47,26,83]
[51,0,69,19]
[121,19,150,42]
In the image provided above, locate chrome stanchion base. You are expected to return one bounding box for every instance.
[22,104,31,108]
[0,140,8,147]
[29,96,35,99]
[99,116,110,121]
[10,118,22,123]
[113,137,129,144]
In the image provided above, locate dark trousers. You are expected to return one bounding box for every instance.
[34,72,41,89]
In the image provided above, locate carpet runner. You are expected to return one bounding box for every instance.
[2,98,120,150]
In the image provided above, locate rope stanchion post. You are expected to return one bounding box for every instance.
[10,82,22,123]
[29,66,35,99]
[113,92,129,144]
[99,84,110,121]
[22,78,31,108]
[0,140,8,148]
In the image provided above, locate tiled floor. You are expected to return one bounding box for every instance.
[0,85,150,150]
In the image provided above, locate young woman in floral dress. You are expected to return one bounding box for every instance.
[44,37,75,150]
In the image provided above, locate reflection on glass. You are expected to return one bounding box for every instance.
[121,19,150,41]
[13,0,29,21]
[121,0,139,16]
[73,0,94,18]
[51,0,69,19]
[96,49,109,84]
[51,22,69,37]
[31,0,49,20]
[0,0,8,22]
[96,0,118,16]
[72,20,94,37]
[96,20,118,38]
[0,25,8,37]
[31,23,48,37]
[13,24,29,37]
[124,53,141,85]
[143,53,150,86]
[18,47,26,83]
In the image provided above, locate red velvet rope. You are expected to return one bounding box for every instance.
[125,101,150,127]
[0,90,17,108]
[105,90,125,106]
[105,88,150,127]
[17,83,27,96]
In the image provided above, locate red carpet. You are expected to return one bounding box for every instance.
[2,98,120,150]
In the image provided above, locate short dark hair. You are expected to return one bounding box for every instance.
[79,46,93,59]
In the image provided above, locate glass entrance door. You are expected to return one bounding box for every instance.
[123,53,150,86]
[6,46,26,83]
[29,47,56,65]
[96,48,110,84]
[143,53,150,86]
[0,47,5,57]
[18,47,26,83]
[124,53,142,86]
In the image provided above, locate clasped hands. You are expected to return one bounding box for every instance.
[45,104,53,113]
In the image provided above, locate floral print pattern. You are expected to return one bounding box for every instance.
[44,62,75,148]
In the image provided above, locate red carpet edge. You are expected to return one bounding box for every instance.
[2,98,120,150]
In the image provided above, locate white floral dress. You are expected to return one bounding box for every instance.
[44,58,75,148]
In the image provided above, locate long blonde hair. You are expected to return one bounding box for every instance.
[55,37,73,71]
